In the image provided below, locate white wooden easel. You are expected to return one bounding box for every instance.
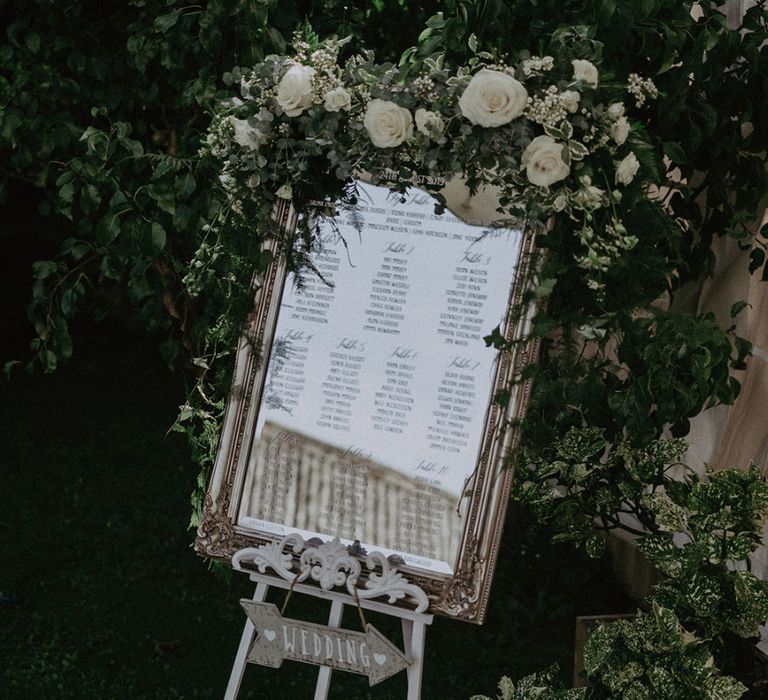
[225,536,434,700]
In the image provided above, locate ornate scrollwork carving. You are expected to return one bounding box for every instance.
[351,552,430,613]
[232,533,305,580]
[300,538,361,590]
[195,496,235,557]
[433,572,482,618]
[231,534,428,612]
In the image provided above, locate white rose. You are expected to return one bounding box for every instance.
[276,64,315,117]
[521,135,570,187]
[610,116,630,145]
[560,90,581,113]
[363,99,413,148]
[415,108,445,140]
[323,86,351,113]
[615,152,640,185]
[572,59,599,88]
[229,117,263,150]
[458,68,528,128]
[574,184,606,210]
[607,102,625,120]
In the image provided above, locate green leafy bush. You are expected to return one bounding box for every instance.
[584,604,747,699]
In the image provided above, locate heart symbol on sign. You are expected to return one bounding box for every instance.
[373,653,386,666]
[263,629,277,642]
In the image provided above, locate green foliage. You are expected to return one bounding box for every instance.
[409,1,768,280]
[171,399,226,529]
[520,311,748,450]
[515,430,768,647]
[640,467,768,641]
[583,604,747,699]
[477,605,748,699]
[1,0,440,373]
[471,665,585,700]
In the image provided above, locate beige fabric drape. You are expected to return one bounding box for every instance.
[682,226,768,475]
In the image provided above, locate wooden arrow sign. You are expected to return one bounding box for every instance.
[240,600,409,685]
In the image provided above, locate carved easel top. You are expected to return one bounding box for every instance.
[232,534,430,614]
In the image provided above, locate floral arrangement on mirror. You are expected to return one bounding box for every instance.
[202,30,660,290]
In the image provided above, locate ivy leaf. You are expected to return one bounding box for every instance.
[748,247,765,273]
[663,141,688,165]
[598,0,617,24]
[25,32,41,53]
[730,300,750,318]
[150,223,166,253]
[699,103,718,137]
[703,676,748,700]
[154,11,181,34]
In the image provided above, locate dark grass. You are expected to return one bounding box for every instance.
[0,184,633,698]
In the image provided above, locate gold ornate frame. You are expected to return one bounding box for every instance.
[195,190,540,623]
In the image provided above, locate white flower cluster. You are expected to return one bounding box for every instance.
[410,75,438,102]
[274,59,354,118]
[616,152,640,185]
[521,55,554,76]
[526,85,574,129]
[276,63,315,116]
[573,176,607,211]
[310,47,345,104]
[627,73,659,107]
[415,108,445,141]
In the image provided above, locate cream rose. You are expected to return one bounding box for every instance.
[276,64,315,117]
[573,180,606,210]
[572,59,599,88]
[561,90,581,113]
[323,86,351,113]
[611,116,630,145]
[615,152,640,185]
[363,99,413,148]
[229,117,263,150]
[607,102,625,120]
[415,108,445,140]
[458,68,528,127]
[521,135,570,187]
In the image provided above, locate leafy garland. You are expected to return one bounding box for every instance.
[201,30,659,290]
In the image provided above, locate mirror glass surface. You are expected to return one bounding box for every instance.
[237,180,523,574]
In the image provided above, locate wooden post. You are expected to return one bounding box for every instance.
[225,581,269,700]
[313,600,345,700]
[402,618,427,700]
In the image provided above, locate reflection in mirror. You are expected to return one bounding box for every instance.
[236,180,524,575]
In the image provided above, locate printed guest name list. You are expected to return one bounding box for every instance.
[244,180,523,571]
